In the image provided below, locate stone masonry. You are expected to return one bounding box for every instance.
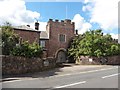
[42,19,75,59]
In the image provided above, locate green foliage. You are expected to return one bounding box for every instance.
[11,41,43,58]
[1,25,19,55]
[110,44,120,55]
[1,23,43,58]
[68,29,120,59]
[68,35,85,59]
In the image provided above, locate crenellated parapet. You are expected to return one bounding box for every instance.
[48,19,75,26]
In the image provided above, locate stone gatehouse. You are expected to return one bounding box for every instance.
[40,19,77,63]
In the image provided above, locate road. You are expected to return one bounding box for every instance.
[2,65,119,89]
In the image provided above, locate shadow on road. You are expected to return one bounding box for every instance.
[2,63,75,82]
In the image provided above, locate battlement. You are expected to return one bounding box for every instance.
[64,19,71,23]
[48,19,74,25]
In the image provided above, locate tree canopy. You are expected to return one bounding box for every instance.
[68,29,120,60]
[1,24,19,55]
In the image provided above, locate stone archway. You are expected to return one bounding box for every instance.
[55,48,66,63]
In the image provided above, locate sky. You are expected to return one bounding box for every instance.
[0,0,119,39]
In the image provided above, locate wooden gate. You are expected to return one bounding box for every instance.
[56,50,66,63]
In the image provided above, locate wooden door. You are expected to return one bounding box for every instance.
[56,51,66,63]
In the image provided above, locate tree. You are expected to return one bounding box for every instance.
[68,29,120,60]
[1,24,19,55]
[68,34,85,59]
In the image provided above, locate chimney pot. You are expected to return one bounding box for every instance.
[27,25,30,27]
[76,29,78,35]
[35,21,39,30]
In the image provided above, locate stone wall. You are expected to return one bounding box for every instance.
[76,55,120,65]
[1,55,56,75]
[107,55,120,65]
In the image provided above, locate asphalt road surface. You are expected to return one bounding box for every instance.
[1,65,119,89]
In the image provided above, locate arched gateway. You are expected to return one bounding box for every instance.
[55,48,67,63]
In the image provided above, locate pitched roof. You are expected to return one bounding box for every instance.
[40,31,49,39]
[13,25,40,32]
[13,25,49,39]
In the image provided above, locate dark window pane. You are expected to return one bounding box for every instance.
[59,34,65,42]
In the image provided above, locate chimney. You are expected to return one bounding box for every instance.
[27,25,30,27]
[75,29,78,35]
[35,21,39,30]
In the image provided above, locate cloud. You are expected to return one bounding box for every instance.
[110,33,118,39]
[83,0,93,4]
[38,22,47,31]
[0,0,40,26]
[72,14,92,34]
[80,22,92,34]
[104,33,118,39]
[88,0,119,30]
[29,21,47,31]
[82,5,92,12]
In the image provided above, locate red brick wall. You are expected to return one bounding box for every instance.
[46,19,75,57]
[13,29,40,44]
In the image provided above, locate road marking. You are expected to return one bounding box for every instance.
[53,67,118,78]
[102,73,120,79]
[54,81,86,88]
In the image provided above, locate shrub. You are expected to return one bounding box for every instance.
[1,25,19,55]
[11,41,43,58]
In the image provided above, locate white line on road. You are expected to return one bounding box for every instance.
[54,81,86,88]
[102,73,120,79]
[53,67,118,78]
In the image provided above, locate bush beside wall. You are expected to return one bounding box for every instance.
[1,55,56,75]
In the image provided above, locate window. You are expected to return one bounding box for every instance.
[59,34,66,42]
[40,40,45,48]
